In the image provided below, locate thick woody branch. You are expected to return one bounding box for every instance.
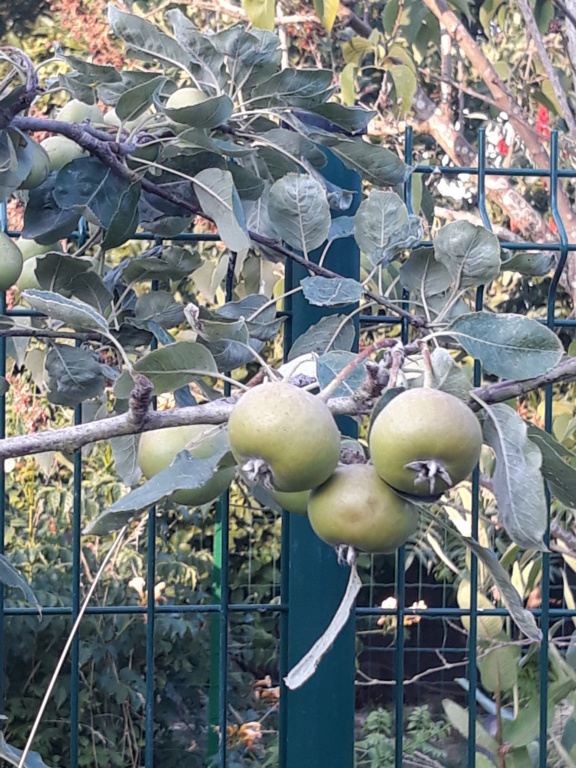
[2,357,576,460]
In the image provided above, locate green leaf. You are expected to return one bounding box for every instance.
[85,448,233,534]
[354,190,422,266]
[133,291,185,329]
[114,341,218,398]
[302,276,363,306]
[193,168,250,252]
[107,5,193,74]
[101,181,141,249]
[109,434,142,487]
[434,221,502,288]
[195,313,262,369]
[115,75,166,121]
[316,350,366,397]
[399,246,453,296]
[442,700,498,754]
[215,294,283,342]
[120,246,201,283]
[526,423,576,507]
[447,312,564,380]
[166,9,226,85]
[430,348,472,401]
[0,730,56,768]
[242,0,275,30]
[502,250,555,276]
[319,136,410,186]
[305,103,375,134]
[259,128,327,168]
[22,290,109,333]
[479,645,520,693]
[313,0,339,33]
[251,68,334,108]
[482,403,548,551]
[22,175,81,244]
[45,344,106,407]
[0,554,41,614]
[389,64,417,114]
[268,173,330,253]
[160,93,234,130]
[457,536,543,641]
[287,314,355,359]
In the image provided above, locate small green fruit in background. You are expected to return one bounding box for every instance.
[56,99,103,124]
[228,382,341,493]
[307,464,420,554]
[369,387,483,496]
[138,424,234,506]
[0,234,23,291]
[166,87,208,110]
[19,140,51,190]
[40,136,86,172]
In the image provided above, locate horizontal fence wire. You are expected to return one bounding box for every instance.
[0,126,575,767]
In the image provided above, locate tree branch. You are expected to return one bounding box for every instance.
[2,356,576,460]
[515,0,576,135]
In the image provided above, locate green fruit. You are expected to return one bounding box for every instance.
[457,579,503,639]
[271,489,310,515]
[16,257,41,291]
[20,140,51,190]
[228,382,341,493]
[307,464,419,553]
[56,99,103,123]
[16,238,60,261]
[166,87,208,109]
[104,108,152,131]
[138,424,234,506]
[0,234,23,291]
[369,388,483,496]
[40,136,86,172]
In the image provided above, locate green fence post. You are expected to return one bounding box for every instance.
[281,149,361,768]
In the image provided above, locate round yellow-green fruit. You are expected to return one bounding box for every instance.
[228,382,341,493]
[40,136,86,172]
[104,108,153,132]
[271,489,310,515]
[16,257,41,291]
[56,99,103,124]
[0,234,23,291]
[16,238,60,261]
[307,464,420,553]
[166,87,208,110]
[369,388,483,496]
[138,424,234,506]
[20,140,51,190]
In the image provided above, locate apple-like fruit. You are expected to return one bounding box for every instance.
[166,87,208,110]
[56,99,103,124]
[228,382,341,493]
[369,388,483,496]
[20,140,51,190]
[16,256,41,291]
[271,489,310,515]
[16,238,60,261]
[0,234,23,291]
[139,424,234,506]
[307,464,420,553]
[40,136,86,172]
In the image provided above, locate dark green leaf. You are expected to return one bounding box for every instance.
[305,103,376,134]
[399,246,453,296]
[434,221,502,288]
[354,190,422,266]
[193,168,250,252]
[133,291,185,329]
[527,423,576,507]
[316,136,409,186]
[268,173,330,252]
[23,290,109,333]
[45,344,105,406]
[115,75,166,121]
[110,434,142,487]
[302,276,363,306]
[0,554,41,614]
[121,246,201,283]
[287,314,355,359]
[448,312,563,380]
[22,174,80,244]
[502,251,555,276]
[316,350,366,397]
[251,69,334,107]
[160,93,234,130]
[483,403,548,551]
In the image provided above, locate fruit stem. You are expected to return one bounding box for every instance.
[284,549,362,690]
[421,344,434,389]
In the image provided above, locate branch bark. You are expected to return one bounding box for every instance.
[2,357,576,460]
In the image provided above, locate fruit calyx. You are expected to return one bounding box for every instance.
[403,458,453,495]
[241,457,274,490]
[336,544,358,567]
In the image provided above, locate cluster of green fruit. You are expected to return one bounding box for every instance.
[140,382,483,556]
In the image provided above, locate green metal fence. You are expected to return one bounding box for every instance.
[0,125,574,768]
